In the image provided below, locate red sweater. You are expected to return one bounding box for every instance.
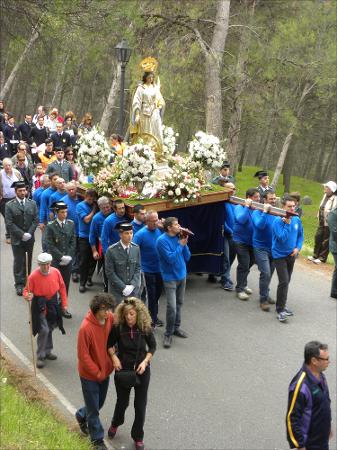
[77,310,114,382]
[23,267,67,309]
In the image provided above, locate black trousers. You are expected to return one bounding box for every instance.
[274,255,296,312]
[52,261,72,294]
[331,253,337,299]
[144,272,163,323]
[111,367,150,441]
[11,240,34,287]
[234,242,255,292]
[0,197,15,238]
[313,225,330,262]
[78,238,96,286]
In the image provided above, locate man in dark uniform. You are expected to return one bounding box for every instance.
[51,122,71,149]
[5,181,39,295]
[254,170,273,202]
[46,147,73,182]
[105,222,141,304]
[45,201,75,318]
[211,161,235,186]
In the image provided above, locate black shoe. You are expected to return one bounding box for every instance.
[86,278,93,287]
[155,318,164,327]
[75,412,88,435]
[36,358,45,368]
[16,286,23,296]
[72,273,79,283]
[173,328,188,338]
[207,274,217,283]
[163,335,172,348]
[45,353,57,360]
[62,309,72,319]
[79,285,86,293]
[92,440,108,450]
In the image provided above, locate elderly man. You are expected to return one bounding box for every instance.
[105,222,141,304]
[133,210,164,327]
[45,147,73,182]
[23,253,67,369]
[5,181,39,295]
[89,196,112,292]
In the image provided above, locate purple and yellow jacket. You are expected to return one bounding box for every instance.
[286,364,331,450]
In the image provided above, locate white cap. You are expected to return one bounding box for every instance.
[323,181,337,193]
[37,252,52,264]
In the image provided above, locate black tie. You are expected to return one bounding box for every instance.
[61,222,64,229]
[20,201,24,207]
[125,247,129,256]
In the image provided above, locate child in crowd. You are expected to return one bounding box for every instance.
[31,163,45,193]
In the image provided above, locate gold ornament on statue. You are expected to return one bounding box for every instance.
[139,57,158,73]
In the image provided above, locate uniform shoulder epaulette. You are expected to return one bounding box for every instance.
[67,219,74,224]
[110,242,120,248]
[47,220,54,225]
[131,242,139,247]
[7,198,15,205]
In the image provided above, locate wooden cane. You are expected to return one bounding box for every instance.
[25,252,37,376]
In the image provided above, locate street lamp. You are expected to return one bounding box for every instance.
[115,39,132,135]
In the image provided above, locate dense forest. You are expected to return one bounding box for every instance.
[1,0,336,189]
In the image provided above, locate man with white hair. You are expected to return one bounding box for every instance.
[23,252,67,368]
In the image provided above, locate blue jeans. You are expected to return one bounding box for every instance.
[163,278,186,336]
[220,235,236,285]
[253,247,275,303]
[144,272,163,323]
[77,376,110,442]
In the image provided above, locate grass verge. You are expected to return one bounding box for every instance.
[0,357,91,450]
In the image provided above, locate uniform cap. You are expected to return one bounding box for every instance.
[221,161,230,169]
[51,201,67,211]
[254,170,268,179]
[11,181,27,189]
[116,222,133,232]
[323,181,337,193]
[37,252,52,264]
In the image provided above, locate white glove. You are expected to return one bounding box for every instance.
[21,233,32,241]
[59,255,72,266]
[122,285,134,297]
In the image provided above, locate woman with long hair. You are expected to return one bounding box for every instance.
[107,297,156,450]
[78,112,93,135]
[64,147,81,181]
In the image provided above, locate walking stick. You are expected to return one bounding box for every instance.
[25,252,37,376]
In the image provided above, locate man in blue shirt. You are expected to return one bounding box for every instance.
[89,196,112,292]
[76,189,98,293]
[156,217,191,349]
[49,177,66,208]
[272,195,304,322]
[252,190,277,311]
[61,181,81,282]
[220,182,237,291]
[38,172,59,251]
[131,204,146,234]
[233,188,260,301]
[32,174,50,209]
[133,210,164,328]
[101,199,128,254]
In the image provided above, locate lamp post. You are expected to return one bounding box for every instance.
[115,39,132,136]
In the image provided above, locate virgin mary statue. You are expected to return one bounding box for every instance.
[130,57,165,154]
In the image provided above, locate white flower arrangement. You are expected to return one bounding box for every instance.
[162,125,178,158]
[120,143,156,185]
[188,130,227,170]
[94,159,125,197]
[159,163,202,204]
[77,125,112,175]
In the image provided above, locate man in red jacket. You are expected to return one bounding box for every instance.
[76,293,115,450]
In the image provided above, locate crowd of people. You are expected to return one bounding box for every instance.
[0,103,336,450]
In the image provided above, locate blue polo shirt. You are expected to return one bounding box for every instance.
[61,194,80,235]
[49,190,66,208]
[132,219,145,234]
[133,226,162,273]
[32,186,44,209]
[101,212,128,254]
[76,200,94,238]
[233,205,254,246]
[156,233,191,282]
[89,211,111,247]
[39,186,57,223]
[272,216,304,259]
[252,210,276,251]
[224,202,236,236]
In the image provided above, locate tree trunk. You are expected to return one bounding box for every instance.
[51,52,70,106]
[99,64,120,135]
[0,27,40,100]
[204,0,230,139]
[271,81,316,189]
[86,69,99,115]
[225,0,255,173]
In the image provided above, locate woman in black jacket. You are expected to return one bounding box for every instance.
[107,297,156,450]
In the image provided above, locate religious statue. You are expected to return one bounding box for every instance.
[130,57,165,157]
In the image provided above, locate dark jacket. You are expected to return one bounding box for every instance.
[327,207,337,254]
[29,125,50,146]
[31,294,66,336]
[51,131,71,149]
[4,198,39,245]
[18,122,34,144]
[3,124,20,156]
[45,219,76,262]
[286,364,331,450]
[45,159,74,182]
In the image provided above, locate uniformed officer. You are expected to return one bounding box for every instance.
[45,201,75,318]
[211,161,235,186]
[105,222,141,304]
[5,181,39,295]
[254,170,274,203]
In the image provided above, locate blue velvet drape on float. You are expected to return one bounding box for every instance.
[159,201,225,275]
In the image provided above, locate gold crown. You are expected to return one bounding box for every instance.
[139,57,158,73]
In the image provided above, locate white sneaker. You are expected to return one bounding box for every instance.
[307,256,315,261]
[237,291,249,301]
[313,259,321,264]
[244,287,253,295]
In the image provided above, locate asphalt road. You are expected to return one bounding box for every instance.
[1,222,336,450]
